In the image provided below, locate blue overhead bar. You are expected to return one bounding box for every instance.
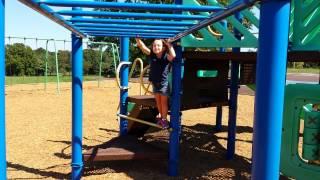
[79,28,181,34]
[85,31,175,37]
[69,18,197,26]
[59,10,207,20]
[39,0,225,12]
[90,34,171,39]
[74,24,189,30]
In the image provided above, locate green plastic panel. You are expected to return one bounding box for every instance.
[181,0,258,48]
[302,144,319,160]
[303,128,320,145]
[304,110,320,129]
[291,0,320,51]
[197,70,218,78]
[300,104,313,119]
[127,102,136,113]
[180,0,320,50]
[280,84,320,180]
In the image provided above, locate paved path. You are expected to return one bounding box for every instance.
[287,73,319,83]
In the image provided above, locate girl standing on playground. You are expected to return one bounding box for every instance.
[135,38,176,129]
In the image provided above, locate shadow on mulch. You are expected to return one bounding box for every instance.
[83,123,253,179]
[7,124,291,179]
[7,162,70,179]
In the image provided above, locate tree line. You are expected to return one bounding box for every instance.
[5,43,119,77]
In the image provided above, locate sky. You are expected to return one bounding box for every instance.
[5,0,76,50]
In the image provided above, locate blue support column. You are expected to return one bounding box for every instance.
[226,13,241,160]
[119,37,129,136]
[169,44,182,176]
[169,0,183,176]
[215,106,222,131]
[252,1,291,179]
[71,7,83,179]
[71,33,83,179]
[0,0,6,179]
[226,61,239,159]
[216,20,227,132]
[71,34,83,179]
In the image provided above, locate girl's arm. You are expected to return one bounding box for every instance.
[135,38,151,55]
[164,41,176,61]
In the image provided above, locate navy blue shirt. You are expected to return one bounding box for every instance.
[148,52,171,83]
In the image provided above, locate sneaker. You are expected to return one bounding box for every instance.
[158,118,169,129]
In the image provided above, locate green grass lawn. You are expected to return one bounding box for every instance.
[287,68,319,74]
[5,75,102,85]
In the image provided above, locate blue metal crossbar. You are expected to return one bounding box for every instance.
[58,10,207,20]
[79,28,180,34]
[91,34,171,39]
[85,31,175,37]
[68,18,196,26]
[39,0,225,12]
[74,23,189,30]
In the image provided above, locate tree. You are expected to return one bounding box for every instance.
[34,48,47,76]
[5,43,39,76]
[58,50,71,75]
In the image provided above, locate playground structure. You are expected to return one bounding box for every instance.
[281,84,320,179]
[0,0,320,180]
[5,36,120,92]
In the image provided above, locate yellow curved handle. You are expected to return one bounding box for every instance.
[139,65,153,95]
[115,58,152,95]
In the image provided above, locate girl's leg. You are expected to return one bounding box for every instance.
[155,93,162,119]
[160,95,168,120]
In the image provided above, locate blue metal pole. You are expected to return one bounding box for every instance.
[119,37,129,136]
[226,62,239,160]
[0,0,6,179]
[252,0,291,179]
[71,6,83,180]
[226,13,241,160]
[169,44,182,176]
[71,33,83,180]
[169,0,182,176]
[215,20,227,132]
[215,106,222,131]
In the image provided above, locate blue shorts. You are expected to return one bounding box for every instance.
[152,81,169,96]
